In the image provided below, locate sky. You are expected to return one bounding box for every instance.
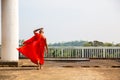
[1,0,120,44]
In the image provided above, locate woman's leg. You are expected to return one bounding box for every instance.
[37,60,40,70]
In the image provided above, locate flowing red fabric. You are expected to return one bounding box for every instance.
[17,33,46,65]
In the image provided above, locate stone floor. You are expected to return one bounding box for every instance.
[0,59,120,80]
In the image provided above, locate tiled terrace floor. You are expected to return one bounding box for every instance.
[0,59,120,80]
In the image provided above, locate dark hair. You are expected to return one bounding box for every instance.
[40,28,43,30]
[39,28,44,33]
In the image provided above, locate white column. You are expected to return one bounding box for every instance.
[1,0,19,61]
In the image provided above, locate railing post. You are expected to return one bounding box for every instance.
[82,48,84,58]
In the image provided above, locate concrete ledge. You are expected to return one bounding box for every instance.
[45,58,90,61]
[0,61,18,67]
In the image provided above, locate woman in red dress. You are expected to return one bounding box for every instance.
[17,28,48,69]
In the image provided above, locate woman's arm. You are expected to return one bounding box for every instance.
[45,39,48,54]
[33,28,41,34]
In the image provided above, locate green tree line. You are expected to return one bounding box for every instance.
[19,39,120,47]
[83,40,120,47]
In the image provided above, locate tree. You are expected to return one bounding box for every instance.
[83,41,93,46]
[19,39,24,46]
[104,42,113,46]
[83,41,104,47]
[93,40,104,46]
[115,43,120,47]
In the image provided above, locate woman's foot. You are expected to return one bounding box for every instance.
[37,61,43,70]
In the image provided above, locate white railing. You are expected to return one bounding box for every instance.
[44,47,120,59]
[9,46,120,59]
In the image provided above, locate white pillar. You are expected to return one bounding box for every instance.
[1,0,19,61]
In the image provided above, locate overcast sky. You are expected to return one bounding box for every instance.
[2,0,120,44]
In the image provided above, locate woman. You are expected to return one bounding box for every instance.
[17,28,48,69]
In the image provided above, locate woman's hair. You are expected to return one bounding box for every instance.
[40,28,43,30]
[39,28,44,33]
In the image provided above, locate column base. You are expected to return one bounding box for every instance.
[0,61,18,67]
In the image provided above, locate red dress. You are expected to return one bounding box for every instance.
[17,33,46,65]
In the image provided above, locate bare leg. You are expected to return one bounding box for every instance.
[37,60,40,70]
[40,64,41,69]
